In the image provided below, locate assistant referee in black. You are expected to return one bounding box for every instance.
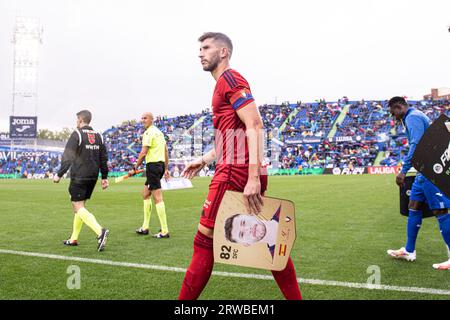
[53,109,110,251]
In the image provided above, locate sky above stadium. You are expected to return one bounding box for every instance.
[0,0,449,132]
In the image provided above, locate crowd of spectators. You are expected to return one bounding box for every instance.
[0,149,60,177]
[282,101,341,141]
[1,98,448,176]
[335,100,393,140]
[279,140,378,170]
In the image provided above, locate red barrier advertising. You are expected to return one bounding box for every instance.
[367,166,402,175]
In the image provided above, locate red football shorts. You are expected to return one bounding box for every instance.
[199,168,268,229]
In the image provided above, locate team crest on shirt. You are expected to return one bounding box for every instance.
[87,133,96,144]
[241,90,247,98]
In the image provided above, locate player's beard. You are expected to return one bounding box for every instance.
[202,53,220,72]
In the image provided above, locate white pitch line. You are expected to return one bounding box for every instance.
[1,249,449,296]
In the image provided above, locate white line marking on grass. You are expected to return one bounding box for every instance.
[1,249,449,296]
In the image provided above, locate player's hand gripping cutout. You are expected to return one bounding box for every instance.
[181,157,206,179]
[243,176,264,215]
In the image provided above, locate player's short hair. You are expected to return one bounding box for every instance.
[198,32,233,58]
[76,110,92,124]
[388,96,408,109]
[224,213,240,243]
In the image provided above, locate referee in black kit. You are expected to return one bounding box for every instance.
[53,109,110,251]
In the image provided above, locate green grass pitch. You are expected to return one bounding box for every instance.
[0,175,449,300]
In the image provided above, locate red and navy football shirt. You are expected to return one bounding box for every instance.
[211,69,255,180]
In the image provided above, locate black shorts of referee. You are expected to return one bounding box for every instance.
[69,178,98,202]
[145,162,165,190]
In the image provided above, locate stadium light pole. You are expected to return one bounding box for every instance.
[11,16,43,118]
[11,16,43,152]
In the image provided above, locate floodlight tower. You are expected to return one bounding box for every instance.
[11,16,43,117]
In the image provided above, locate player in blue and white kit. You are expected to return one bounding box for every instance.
[386,97,450,270]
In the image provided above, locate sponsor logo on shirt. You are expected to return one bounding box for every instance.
[85,145,100,150]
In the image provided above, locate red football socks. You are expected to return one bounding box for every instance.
[178,231,214,300]
[179,232,302,300]
[271,257,302,300]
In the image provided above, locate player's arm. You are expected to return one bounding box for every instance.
[203,148,216,163]
[54,131,79,183]
[130,130,151,175]
[397,117,426,186]
[131,145,149,174]
[182,148,216,179]
[237,102,265,214]
[99,138,109,189]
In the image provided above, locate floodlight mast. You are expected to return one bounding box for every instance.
[11,16,43,117]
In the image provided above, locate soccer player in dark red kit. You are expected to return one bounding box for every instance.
[179,32,302,300]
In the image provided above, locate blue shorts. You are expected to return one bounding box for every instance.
[410,174,450,210]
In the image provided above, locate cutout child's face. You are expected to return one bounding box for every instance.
[231,214,266,246]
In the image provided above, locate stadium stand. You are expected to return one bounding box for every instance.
[1,99,448,176]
